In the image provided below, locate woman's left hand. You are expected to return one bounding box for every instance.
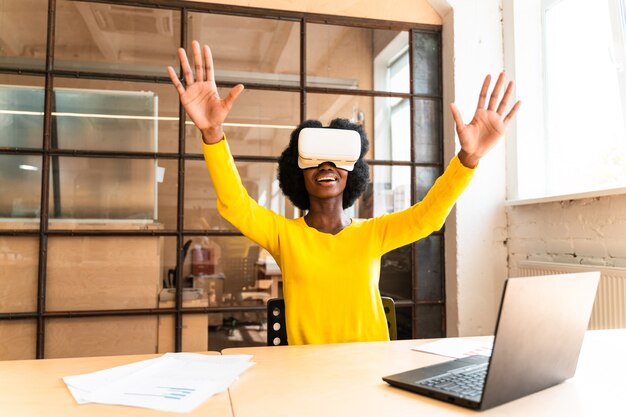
[450,72,521,168]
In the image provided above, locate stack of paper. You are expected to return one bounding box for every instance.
[413,337,494,359]
[63,353,253,413]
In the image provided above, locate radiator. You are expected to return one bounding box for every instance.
[517,261,626,330]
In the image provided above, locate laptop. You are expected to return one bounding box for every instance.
[383,272,600,410]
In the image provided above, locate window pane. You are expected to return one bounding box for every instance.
[184,160,296,231]
[180,235,269,350]
[155,159,177,230]
[0,76,45,149]
[380,244,412,301]
[374,97,411,162]
[45,316,159,358]
[185,89,299,157]
[396,306,412,340]
[0,155,42,221]
[369,165,411,217]
[48,157,157,221]
[307,24,409,93]
[415,304,443,338]
[157,311,210,353]
[46,236,163,311]
[412,31,440,95]
[0,0,48,71]
[415,166,441,201]
[55,1,180,77]
[413,98,442,163]
[0,237,38,313]
[415,235,443,302]
[188,13,300,87]
[543,0,626,195]
[0,320,36,360]
[53,78,180,153]
[306,93,373,157]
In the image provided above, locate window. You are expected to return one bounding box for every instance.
[0,0,444,359]
[514,0,626,200]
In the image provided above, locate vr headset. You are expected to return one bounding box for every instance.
[297,128,361,171]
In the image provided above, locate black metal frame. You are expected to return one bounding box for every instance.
[0,0,444,358]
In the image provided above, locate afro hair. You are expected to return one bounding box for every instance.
[277,118,370,211]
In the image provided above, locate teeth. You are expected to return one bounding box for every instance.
[317,176,336,182]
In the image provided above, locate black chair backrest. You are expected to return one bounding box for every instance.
[267,298,288,346]
[266,296,396,346]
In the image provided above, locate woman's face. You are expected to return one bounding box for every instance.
[302,162,348,202]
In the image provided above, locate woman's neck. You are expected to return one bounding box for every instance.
[304,203,350,235]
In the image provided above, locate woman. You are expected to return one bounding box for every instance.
[167,41,520,345]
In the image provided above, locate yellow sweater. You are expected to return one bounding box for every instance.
[203,138,474,345]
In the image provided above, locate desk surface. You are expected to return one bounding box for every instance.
[223,330,626,417]
[0,352,232,417]
[2,331,624,417]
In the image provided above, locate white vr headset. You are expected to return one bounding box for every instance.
[297,128,361,171]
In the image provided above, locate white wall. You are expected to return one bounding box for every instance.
[429,0,510,337]
[195,0,442,24]
[508,195,626,274]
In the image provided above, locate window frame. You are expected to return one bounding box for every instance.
[0,0,445,357]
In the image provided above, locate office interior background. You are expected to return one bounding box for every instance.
[1,0,624,360]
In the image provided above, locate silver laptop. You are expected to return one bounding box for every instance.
[383,272,600,410]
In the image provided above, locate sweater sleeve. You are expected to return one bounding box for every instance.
[202,136,281,255]
[373,155,475,255]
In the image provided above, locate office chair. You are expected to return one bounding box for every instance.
[266,296,397,346]
[166,239,192,288]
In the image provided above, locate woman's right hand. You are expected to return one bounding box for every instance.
[167,40,244,144]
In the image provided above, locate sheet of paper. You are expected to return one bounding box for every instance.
[412,337,494,359]
[63,353,253,413]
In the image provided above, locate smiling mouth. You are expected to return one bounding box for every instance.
[316,175,337,183]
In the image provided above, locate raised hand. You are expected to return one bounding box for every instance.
[167,40,244,144]
[450,72,521,168]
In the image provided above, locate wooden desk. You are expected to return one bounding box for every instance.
[223,330,626,417]
[0,352,232,417]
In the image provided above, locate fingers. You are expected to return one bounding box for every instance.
[476,74,491,110]
[487,72,506,111]
[167,66,185,96]
[478,71,519,121]
[496,80,515,115]
[178,46,194,86]
[503,100,522,126]
[224,84,245,110]
[192,40,204,82]
[449,102,465,132]
[203,45,215,83]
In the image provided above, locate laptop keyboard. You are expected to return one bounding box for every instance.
[416,363,488,400]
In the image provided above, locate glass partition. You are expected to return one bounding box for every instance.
[46,235,163,311]
[413,98,442,164]
[306,24,409,93]
[0,155,42,221]
[53,78,181,153]
[185,88,299,157]
[0,237,39,313]
[415,166,441,201]
[55,0,181,77]
[48,157,157,221]
[0,0,48,71]
[0,320,36,360]
[45,316,159,358]
[184,160,296,231]
[188,13,300,87]
[0,1,444,356]
[0,78,45,149]
[412,31,440,96]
